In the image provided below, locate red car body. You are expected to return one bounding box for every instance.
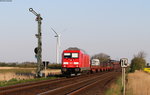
[111,60,121,71]
[90,60,113,72]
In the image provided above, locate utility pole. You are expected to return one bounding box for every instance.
[29,8,43,77]
[122,67,124,87]
[51,27,60,64]
[123,67,126,95]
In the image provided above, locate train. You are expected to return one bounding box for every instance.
[61,47,121,76]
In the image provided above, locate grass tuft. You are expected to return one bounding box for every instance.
[105,76,122,95]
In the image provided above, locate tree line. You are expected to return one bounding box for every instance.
[0,62,62,69]
[0,51,148,71]
[0,62,37,68]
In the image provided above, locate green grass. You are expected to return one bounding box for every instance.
[105,76,123,95]
[0,77,58,87]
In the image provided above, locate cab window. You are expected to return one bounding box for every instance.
[64,53,71,58]
[72,53,79,58]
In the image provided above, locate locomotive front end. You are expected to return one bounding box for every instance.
[61,51,81,75]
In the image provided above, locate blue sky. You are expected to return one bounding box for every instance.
[0,0,150,63]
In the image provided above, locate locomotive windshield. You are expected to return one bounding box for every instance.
[64,53,71,58]
[64,53,79,58]
[72,53,78,58]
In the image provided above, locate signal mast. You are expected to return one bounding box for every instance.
[29,8,43,77]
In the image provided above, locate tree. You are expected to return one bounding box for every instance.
[91,53,110,63]
[130,51,146,72]
[136,51,147,59]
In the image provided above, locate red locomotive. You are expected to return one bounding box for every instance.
[61,47,90,75]
[61,47,121,76]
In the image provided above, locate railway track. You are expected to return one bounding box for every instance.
[0,72,120,95]
[37,72,117,95]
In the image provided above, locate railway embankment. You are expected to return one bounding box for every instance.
[105,76,122,95]
[0,72,120,95]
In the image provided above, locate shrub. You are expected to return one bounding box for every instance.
[48,64,61,69]
[130,51,146,72]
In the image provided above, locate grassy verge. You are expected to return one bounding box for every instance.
[0,77,58,87]
[105,76,123,95]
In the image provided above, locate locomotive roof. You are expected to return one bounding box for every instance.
[65,47,88,54]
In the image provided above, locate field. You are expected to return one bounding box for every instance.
[126,70,150,95]
[0,67,36,81]
[144,68,150,73]
[0,67,61,87]
[0,67,61,81]
[41,69,61,76]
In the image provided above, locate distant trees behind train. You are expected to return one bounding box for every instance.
[91,53,111,63]
[0,62,61,69]
[0,62,37,68]
[48,64,61,69]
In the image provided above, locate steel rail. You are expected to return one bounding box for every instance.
[67,75,114,95]
[37,72,113,95]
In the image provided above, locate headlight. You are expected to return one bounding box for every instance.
[63,62,68,64]
[74,62,79,64]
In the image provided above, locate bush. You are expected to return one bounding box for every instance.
[130,51,146,72]
[48,64,61,69]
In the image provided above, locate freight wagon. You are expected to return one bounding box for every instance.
[90,59,113,73]
[110,60,121,71]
